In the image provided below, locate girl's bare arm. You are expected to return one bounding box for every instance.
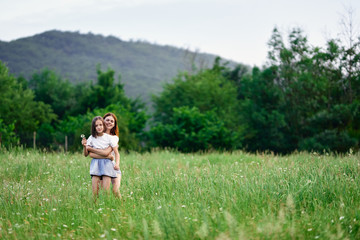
[86,146,112,157]
[112,146,120,170]
[82,138,89,157]
[83,146,89,157]
[89,152,114,160]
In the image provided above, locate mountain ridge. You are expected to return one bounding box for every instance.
[0,30,243,101]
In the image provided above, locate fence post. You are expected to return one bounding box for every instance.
[65,135,68,152]
[33,131,36,149]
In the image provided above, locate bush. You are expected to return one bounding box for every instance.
[299,130,358,153]
[148,106,237,152]
[0,119,19,148]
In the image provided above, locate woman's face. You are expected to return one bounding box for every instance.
[104,115,115,131]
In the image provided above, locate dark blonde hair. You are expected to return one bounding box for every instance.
[103,112,119,137]
[91,116,105,137]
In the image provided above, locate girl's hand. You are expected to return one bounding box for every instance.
[81,138,87,146]
[106,154,114,161]
[114,163,120,170]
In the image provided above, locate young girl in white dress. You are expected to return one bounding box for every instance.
[81,116,118,197]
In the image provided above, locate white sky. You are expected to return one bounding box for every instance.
[1,0,360,66]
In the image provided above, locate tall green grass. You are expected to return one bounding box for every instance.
[0,149,359,239]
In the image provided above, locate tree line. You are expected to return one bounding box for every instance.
[1,27,359,154]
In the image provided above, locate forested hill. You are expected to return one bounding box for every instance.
[0,30,240,101]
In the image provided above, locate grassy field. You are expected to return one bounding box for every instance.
[0,149,359,239]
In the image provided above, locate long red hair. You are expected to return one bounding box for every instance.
[103,112,119,137]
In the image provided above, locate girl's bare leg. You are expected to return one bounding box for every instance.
[111,173,122,198]
[101,176,111,193]
[92,176,101,199]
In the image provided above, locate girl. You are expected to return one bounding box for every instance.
[82,116,118,197]
[83,113,121,198]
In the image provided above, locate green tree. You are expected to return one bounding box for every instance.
[260,27,359,153]
[149,106,236,152]
[299,102,359,152]
[87,66,131,110]
[29,69,76,119]
[0,61,56,146]
[0,119,19,148]
[152,63,240,131]
[238,67,288,152]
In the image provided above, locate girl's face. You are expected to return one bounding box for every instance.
[104,116,115,131]
[95,120,104,134]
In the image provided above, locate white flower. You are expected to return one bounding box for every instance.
[63,225,68,228]
[52,208,57,211]
[182,205,186,208]
[339,216,345,220]
[307,228,312,231]
[111,228,116,231]
[157,206,162,209]
[81,134,85,138]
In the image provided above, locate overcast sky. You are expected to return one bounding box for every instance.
[1,0,360,66]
